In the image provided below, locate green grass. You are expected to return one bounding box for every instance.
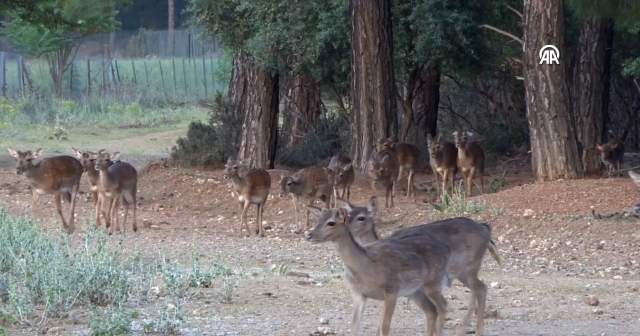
[0,208,234,334]
[1,56,230,103]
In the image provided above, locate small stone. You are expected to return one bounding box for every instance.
[490,282,501,288]
[484,305,500,319]
[592,308,604,315]
[586,295,599,306]
[522,209,535,219]
[319,317,329,325]
[529,240,539,248]
[595,243,604,250]
[46,327,65,334]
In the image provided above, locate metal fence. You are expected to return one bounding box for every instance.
[0,29,225,101]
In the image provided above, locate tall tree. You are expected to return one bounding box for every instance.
[350,0,397,172]
[188,0,280,169]
[523,0,583,181]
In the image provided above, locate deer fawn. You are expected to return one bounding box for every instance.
[340,196,501,336]
[367,150,399,208]
[453,130,485,197]
[307,205,450,336]
[378,138,420,197]
[327,153,355,206]
[426,134,458,200]
[224,157,271,238]
[8,148,83,234]
[597,130,628,175]
[279,166,332,233]
[91,151,138,234]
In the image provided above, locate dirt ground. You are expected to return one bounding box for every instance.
[1,143,640,335]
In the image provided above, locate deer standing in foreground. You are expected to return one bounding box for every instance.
[306,205,451,336]
[426,134,458,200]
[327,153,355,206]
[91,151,138,234]
[340,196,501,336]
[597,130,628,176]
[224,158,271,238]
[7,148,83,234]
[453,130,485,197]
[279,166,332,233]
[378,138,420,197]
[367,150,399,208]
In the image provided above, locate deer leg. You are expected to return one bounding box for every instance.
[30,189,39,219]
[239,199,251,238]
[346,186,351,202]
[423,285,447,336]
[440,170,447,201]
[466,168,476,197]
[53,192,69,231]
[92,190,98,206]
[378,292,398,336]
[94,193,103,228]
[350,293,367,336]
[291,195,300,232]
[406,168,414,197]
[131,194,137,232]
[67,184,79,234]
[305,197,316,231]
[478,172,484,195]
[450,170,458,197]
[412,291,437,336]
[397,166,405,195]
[122,198,129,232]
[110,195,121,233]
[256,202,265,237]
[472,275,488,336]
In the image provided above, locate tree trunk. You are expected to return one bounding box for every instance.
[572,17,613,175]
[523,0,583,181]
[168,0,175,55]
[283,73,322,148]
[228,53,249,116]
[414,63,441,138]
[349,0,398,172]
[237,63,280,169]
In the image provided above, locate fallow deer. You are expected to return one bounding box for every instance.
[279,165,332,233]
[327,153,355,206]
[367,150,399,208]
[426,134,458,200]
[224,157,272,238]
[8,148,83,233]
[452,130,485,197]
[378,138,420,197]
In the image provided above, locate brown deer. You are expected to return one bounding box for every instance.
[426,134,458,200]
[278,166,332,233]
[91,151,138,234]
[7,148,83,234]
[597,130,628,176]
[326,153,355,206]
[339,196,501,336]
[307,205,451,336]
[367,150,399,208]
[71,148,114,227]
[452,130,485,197]
[378,138,420,197]
[224,157,272,238]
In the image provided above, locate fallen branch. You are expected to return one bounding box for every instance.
[601,165,640,178]
[591,209,640,220]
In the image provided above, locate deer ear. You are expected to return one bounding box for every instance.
[380,155,389,164]
[8,148,19,158]
[466,132,473,137]
[426,134,432,141]
[335,197,353,212]
[112,152,121,160]
[367,196,379,215]
[436,134,442,142]
[71,147,82,158]
[452,131,458,136]
[307,205,323,218]
[342,163,352,171]
[33,148,43,158]
[596,145,603,151]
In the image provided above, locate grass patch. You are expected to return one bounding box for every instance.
[0,208,234,334]
[426,180,487,216]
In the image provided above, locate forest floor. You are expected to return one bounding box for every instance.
[1,126,640,335]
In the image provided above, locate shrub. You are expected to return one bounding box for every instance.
[170,91,243,168]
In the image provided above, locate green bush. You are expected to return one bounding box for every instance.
[170,91,243,168]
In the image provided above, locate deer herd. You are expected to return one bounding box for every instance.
[4,126,639,336]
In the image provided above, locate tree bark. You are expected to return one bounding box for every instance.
[523,0,583,181]
[572,17,613,175]
[349,0,398,172]
[237,63,280,169]
[283,73,322,148]
[414,63,441,138]
[228,53,249,116]
[168,0,175,55]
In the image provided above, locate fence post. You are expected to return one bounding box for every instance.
[143,59,150,86]
[87,58,91,97]
[17,57,24,97]
[181,57,187,103]
[114,60,121,84]
[202,56,207,98]
[0,52,5,97]
[158,59,167,99]
[172,57,177,98]
[193,60,199,101]
[131,60,137,86]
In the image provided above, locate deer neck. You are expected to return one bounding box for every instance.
[289,179,307,195]
[98,163,117,189]
[86,163,100,184]
[356,228,379,245]
[333,230,372,273]
[230,172,245,192]
[457,143,471,161]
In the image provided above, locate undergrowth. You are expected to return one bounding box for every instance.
[427,180,487,216]
[0,208,234,335]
